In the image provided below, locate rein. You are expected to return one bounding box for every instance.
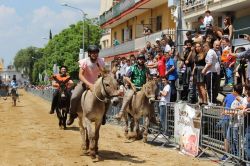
[93,81,107,103]
[93,77,119,103]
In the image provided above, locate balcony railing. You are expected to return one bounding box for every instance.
[182,0,230,12]
[99,28,175,58]
[99,40,135,58]
[182,0,207,11]
[99,0,137,25]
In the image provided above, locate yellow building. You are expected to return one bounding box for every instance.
[0,58,4,71]
[99,0,176,61]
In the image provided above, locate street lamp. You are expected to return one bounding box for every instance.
[61,3,87,59]
[42,37,49,83]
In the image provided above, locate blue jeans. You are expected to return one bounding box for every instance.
[216,116,230,138]
[244,126,250,160]
[225,67,234,85]
[159,105,167,134]
[227,126,239,156]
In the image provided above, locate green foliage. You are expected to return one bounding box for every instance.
[14,47,43,83]
[13,18,102,85]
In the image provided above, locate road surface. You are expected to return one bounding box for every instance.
[0,89,217,166]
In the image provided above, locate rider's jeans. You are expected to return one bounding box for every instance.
[69,82,86,115]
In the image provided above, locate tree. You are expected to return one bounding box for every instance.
[14,17,102,84]
[14,47,43,83]
[49,29,53,40]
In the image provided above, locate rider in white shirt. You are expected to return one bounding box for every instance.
[10,77,19,101]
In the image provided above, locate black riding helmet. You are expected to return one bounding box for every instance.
[137,54,145,60]
[87,45,100,53]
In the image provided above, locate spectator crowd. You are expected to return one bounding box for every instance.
[110,10,250,107]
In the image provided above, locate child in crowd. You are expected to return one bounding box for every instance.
[218,84,243,160]
[158,77,171,134]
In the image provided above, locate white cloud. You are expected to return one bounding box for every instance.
[0,1,100,67]
[56,0,100,17]
[0,5,22,38]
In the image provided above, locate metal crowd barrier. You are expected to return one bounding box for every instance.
[197,105,250,165]
[26,87,250,165]
[26,88,53,101]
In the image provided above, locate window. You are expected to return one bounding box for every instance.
[156,16,162,31]
[121,29,125,42]
[129,26,133,40]
[218,16,222,27]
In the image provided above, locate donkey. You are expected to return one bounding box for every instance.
[123,80,157,142]
[77,74,120,159]
[53,76,71,129]
[11,88,18,106]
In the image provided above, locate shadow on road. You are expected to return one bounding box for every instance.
[12,105,25,108]
[97,150,145,164]
[65,126,79,131]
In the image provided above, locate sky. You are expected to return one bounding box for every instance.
[0,0,99,68]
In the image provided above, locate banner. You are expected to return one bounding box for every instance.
[174,103,201,157]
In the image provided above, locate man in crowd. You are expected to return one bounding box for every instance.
[202,42,218,104]
[67,45,105,125]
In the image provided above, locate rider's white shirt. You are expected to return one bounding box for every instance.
[78,57,105,84]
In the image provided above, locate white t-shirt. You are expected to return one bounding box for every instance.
[205,49,218,74]
[119,62,127,77]
[146,60,157,75]
[159,84,171,106]
[164,44,171,53]
[78,57,105,84]
[204,15,213,26]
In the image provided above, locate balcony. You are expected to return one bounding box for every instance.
[182,0,250,21]
[99,0,137,25]
[99,28,175,58]
[100,0,168,28]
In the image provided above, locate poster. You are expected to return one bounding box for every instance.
[174,103,201,157]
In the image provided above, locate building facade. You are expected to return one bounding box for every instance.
[181,0,250,37]
[99,0,176,62]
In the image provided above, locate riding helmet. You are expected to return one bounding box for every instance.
[137,54,145,60]
[87,45,100,53]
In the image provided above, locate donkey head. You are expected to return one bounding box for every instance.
[142,80,156,103]
[101,74,120,106]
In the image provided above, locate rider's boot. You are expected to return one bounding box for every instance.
[67,113,77,125]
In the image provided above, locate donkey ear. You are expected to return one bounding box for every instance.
[101,67,110,77]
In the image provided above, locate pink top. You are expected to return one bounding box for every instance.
[78,57,105,84]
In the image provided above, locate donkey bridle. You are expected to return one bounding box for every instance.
[93,77,119,102]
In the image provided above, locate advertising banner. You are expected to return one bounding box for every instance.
[174,103,201,157]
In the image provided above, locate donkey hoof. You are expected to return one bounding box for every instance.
[81,150,88,156]
[90,154,96,159]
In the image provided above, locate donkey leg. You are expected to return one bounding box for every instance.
[128,119,138,140]
[143,116,150,143]
[124,113,129,137]
[55,108,62,129]
[135,120,142,140]
[63,109,67,129]
[94,121,102,155]
[78,116,87,155]
[130,116,135,132]
[85,118,96,159]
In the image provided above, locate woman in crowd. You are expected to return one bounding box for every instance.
[193,42,207,104]
[223,16,234,42]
